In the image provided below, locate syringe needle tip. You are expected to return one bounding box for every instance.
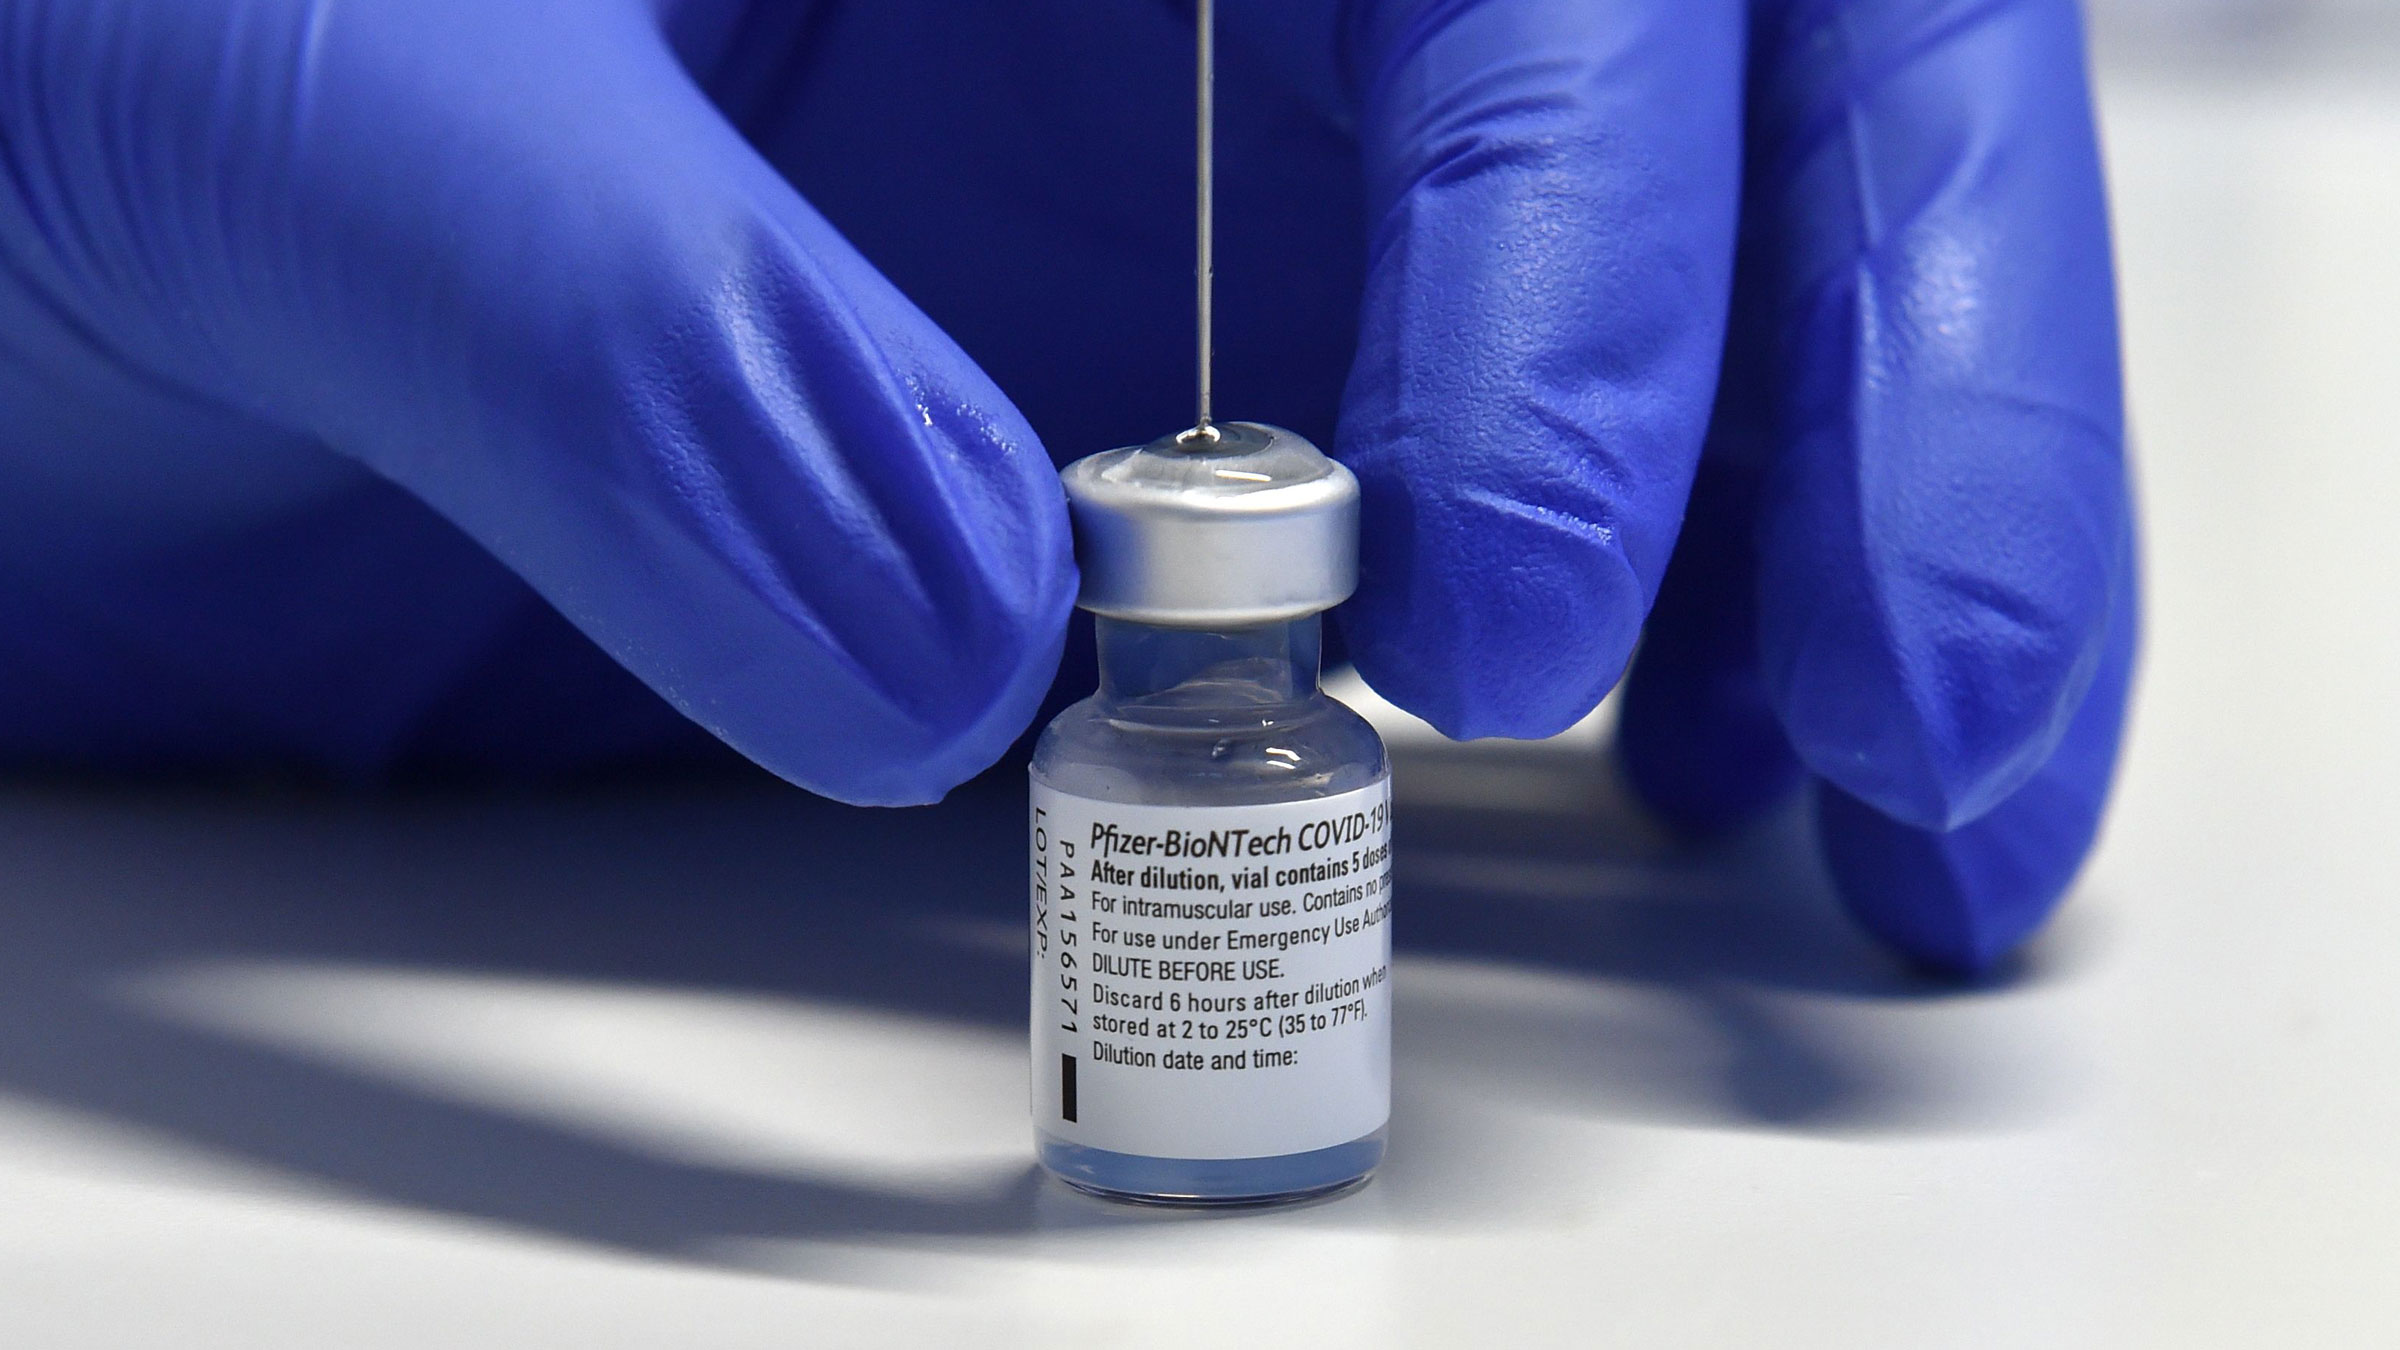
[1194,0,1215,438]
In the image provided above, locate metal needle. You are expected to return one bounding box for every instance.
[1191,0,1216,442]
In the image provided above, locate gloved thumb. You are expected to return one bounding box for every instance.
[3,0,1075,804]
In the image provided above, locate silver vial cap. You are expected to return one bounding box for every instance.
[1060,421,1359,629]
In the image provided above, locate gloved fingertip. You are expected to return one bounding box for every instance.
[1815,574,2136,975]
[1333,481,1644,743]
[802,587,1074,807]
[1814,781,2078,977]
[1760,419,2128,836]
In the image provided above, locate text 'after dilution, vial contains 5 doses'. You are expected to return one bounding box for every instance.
[1030,422,1391,1204]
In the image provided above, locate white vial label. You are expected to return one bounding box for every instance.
[1029,779,1393,1160]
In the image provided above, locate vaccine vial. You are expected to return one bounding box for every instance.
[1030,422,1393,1205]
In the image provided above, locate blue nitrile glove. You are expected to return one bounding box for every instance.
[0,1,2133,972]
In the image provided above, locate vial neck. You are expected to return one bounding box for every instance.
[1095,615,1323,705]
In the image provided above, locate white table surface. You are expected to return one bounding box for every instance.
[3,55,2396,1350]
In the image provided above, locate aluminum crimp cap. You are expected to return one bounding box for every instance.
[1059,421,1360,628]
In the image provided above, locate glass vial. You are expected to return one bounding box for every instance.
[1030,423,1392,1205]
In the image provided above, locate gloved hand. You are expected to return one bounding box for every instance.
[0,0,2133,973]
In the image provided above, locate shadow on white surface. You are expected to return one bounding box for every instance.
[0,741,2085,1280]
